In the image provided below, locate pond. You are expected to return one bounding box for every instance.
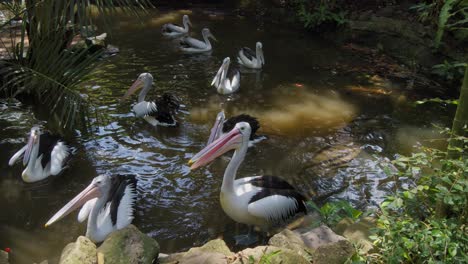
[0,8,455,263]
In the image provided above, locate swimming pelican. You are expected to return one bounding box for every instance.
[207,111,265,146]
[8,126,70,183]
[190,122,306,244]
[45,174,137,243]
[161,15,192,38]
[123,72,180,127]
[179,28,217,53]
[237,42,265,69]
[211,57,240,95]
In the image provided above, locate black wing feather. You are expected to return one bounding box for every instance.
[106,175,137,226]
[38,132,61,168]
[179,37,191,48]
[152,93,180,125]
[223,114,260,140]
[242,47,256,60]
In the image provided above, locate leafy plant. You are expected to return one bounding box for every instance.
[0,0,153,132]
[431,61,467,82]
[294,0,347,30]
[248,249,282,264]
[308,200,363,227]
[369,133,468,263]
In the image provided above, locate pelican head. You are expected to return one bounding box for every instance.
[23,126,41,166]
[122,72,153,99]
[183,15,192,27]
[190,122,251,170]
[202,28,217,42]
[211,57,231,88]
[45,175,111,227]
[256,42,265,66]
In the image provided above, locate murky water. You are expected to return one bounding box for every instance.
[0,9,455,263]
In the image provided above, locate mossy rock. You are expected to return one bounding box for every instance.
[59,236,97,264]
[233,246,309,264]
[97,225,159,264]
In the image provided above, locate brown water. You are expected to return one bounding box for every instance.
[0,9,455,263]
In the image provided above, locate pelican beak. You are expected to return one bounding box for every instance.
[44,181,102,227]
[122,79,143,100]
[207,111,225,145]
[190,127,242,170]
[210,33,218,42]
[23,131,38,166]
[188,19,193,27]
[259,50,265,65]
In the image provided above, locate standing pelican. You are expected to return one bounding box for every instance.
[190,122,306,244]
[8,126,70,182]
[179,28,217,53]
[211,57,240,95]
[123,73,180,127]
[237,42,265,69]
[45,174,137,243]
[161,15,192,38]
[207,111,265,146]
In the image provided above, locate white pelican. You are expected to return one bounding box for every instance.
[45,174,137,243]
[123,72,180,127]
[179,28,217,53]
[207,111,266,146]
[237,42,265,69]
[161,15,192,38]
[211,57,240,95]
[190,122,306,244]
[8,126,70,183]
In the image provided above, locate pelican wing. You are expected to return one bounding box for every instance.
[38,132,61,168]
[163,23,184,33]
[133,101,158,117]
[102,175,137,228]
[116,179,137,229]
[8,145,27,166]
[180,36,207,49]
[241,47,256,61]
[211,62,225,87]
[50,141,70,175]
[78,198,97,223]
[247,192,306,224]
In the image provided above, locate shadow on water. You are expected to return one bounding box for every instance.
[0,8,454,263]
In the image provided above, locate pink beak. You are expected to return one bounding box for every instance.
[122,79,143,100]
[45,182,102,227]
[189,127,243,170]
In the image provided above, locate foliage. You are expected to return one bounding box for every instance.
[308,200,363,227]
[248,249,282,264]
[369,133,468,263]
[0,0,152,132]
[431,61,467,82]
[293,0,347,30]
[410,0,468,48]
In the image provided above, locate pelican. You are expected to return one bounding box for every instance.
[123,72,180,127]
[161,15,192,38]
[211,57,240,95]
[237,42,265,69]
[45,174,137,243]
[207,111,266,146]
[8,126,70,183]
[179,28,217,53]
[190,122,306,244]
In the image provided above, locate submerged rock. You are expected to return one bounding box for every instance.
[97,225,159,264]
[59,236,97,264]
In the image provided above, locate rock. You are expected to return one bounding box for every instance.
[233,246,310,264]
[340,217,376,254]
[159,239,233,264]
[59,236,97,264]
[299,225,354,264]
[268,229,312,259]
[97,225,159,264]
[333,217,355,235]
[0,250,8,264]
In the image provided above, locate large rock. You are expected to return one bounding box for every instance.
[59,236,97,264]
[0,250,8,264]
[233,246,310,264]
[159,239,233,264]
[268,229,312,259]
[335,217,376,254]
[97,225,159,264]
